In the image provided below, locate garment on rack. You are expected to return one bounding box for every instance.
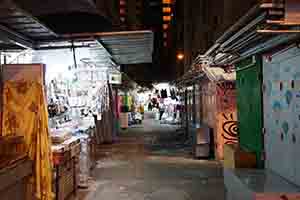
[2,81,53,200]
[170,89,178,100]
[160,89,168,98]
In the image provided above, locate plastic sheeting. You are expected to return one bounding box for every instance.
[203,67,236,82]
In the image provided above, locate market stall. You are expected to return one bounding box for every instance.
[0,45,120,200]
[142,83,182,124]
[40,48,118,197]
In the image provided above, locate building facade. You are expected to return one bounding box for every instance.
[117,0,177,81]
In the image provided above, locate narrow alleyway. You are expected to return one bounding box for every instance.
[76,113,225,200]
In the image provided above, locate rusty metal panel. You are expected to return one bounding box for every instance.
[285,0,300,24]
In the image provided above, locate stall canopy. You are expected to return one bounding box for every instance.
[0,3,153,63]
[97,31,154,64]
[41,30,154,65]
[0,0,153,67]
[0,0,57,49]
[14,0,113,34]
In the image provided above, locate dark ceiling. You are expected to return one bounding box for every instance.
[14,0,99,15]
[14,0,113,34]
[38,13,112,34]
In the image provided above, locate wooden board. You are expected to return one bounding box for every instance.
[0,159,32,192]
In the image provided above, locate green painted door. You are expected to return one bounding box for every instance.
[236,56,263,167]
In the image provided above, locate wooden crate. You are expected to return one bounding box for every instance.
[53,158,77,200]
[52,137,81,166]
[0,159,32,200]
[52,138,81,200]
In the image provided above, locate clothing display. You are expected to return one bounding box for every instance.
[2,81,53,200]
[93,83,116,144]
[170,89,178,100]
[160,89,168,98]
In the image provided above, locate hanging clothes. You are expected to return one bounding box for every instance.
[160,89,168,98]
[170,89,178,100]
[2,81,53,200]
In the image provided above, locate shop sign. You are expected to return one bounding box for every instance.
[109,73,122,84]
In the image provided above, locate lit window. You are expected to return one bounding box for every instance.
[163,16,171,21]
[163,24,168,30]
[163,33,167,38]
[164,42,168,47]
[120,0,126,5]
[120,8,126,14]
[163,0,171,4]
[120,17,126,22]
[163,7,171,13]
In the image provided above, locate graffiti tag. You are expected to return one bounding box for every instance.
[222,113,238,145]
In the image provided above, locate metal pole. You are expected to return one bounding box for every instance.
[0,51,2,135]
[184,89,189,140]
[72,41,78,69]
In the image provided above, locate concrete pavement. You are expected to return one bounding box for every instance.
[75,114,225,200]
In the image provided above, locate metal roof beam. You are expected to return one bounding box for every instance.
[95,39,117,66]
[36,44,91,50]
[220,13,267,49]
[0,24,34,49]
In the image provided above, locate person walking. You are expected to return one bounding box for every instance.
[148,102,152,111]
[139,104,145,119]
[159,103,165,120]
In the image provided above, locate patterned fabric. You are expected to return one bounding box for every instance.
[2,81,53,200]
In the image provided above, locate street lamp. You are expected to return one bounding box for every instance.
[177,53,184,60]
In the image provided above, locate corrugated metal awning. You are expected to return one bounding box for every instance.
[97,31,154,64]
[59,30,154,65]
[0,0,57,48]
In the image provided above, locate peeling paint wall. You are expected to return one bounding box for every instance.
[201,81,217,129]
[216,82,238,160]
[201,80,238,160]
[263,46,300,186]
